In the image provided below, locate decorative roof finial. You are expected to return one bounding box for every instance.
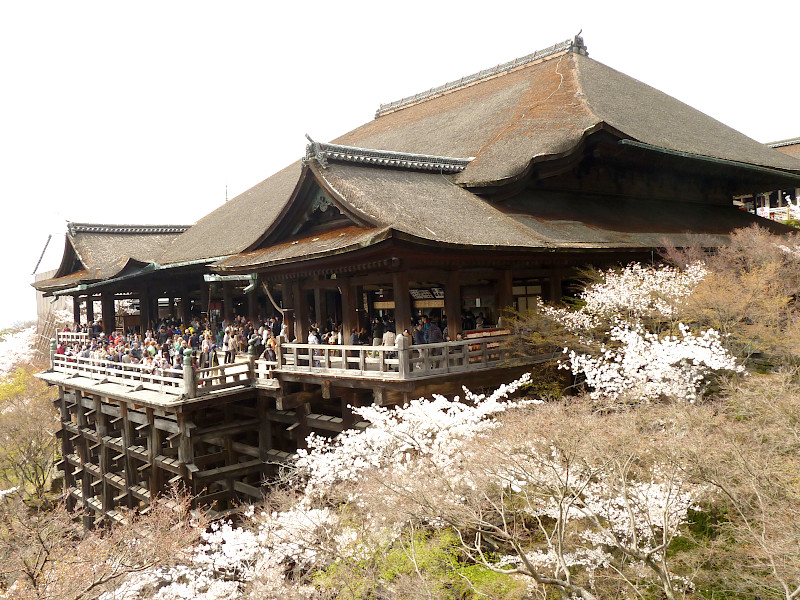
[303,134,328,168]
[572,31,588,56]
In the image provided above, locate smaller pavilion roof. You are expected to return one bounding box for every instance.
[33,223,191,293]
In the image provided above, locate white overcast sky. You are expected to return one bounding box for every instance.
[1,0,799,328]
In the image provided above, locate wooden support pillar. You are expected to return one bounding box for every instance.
[176,412,195,468]
[314,288,328,329]
[444,270,462,338]
[293,403,310,450]
[549,268,563,304]
[167,295,175,318]
[200,285,210,318]
[140,287,152,332]
[248,285,259,323]
[293,281,309,344]
[223,282,234,322]
[257,397,272,461]
[179,294,191,327]
[281,282,296,341]
[75,394,94,528]
[146,408,162,501]
[94,395,112,513]
[150,293,160,325]
[72,296,81,326]
[392,271,412,334]
[340,278,359,343]
[101,293,116,335]
[495,269,514,327]
[59,389,77,511]
[85,296,94,323]
[119,403,136,509]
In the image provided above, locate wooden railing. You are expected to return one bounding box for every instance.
[52,354,184,395]
[57,331,90,345]
[278,334,514,380]
[253,359,279,386]
[194,362,252,395]
[48,334,529,398]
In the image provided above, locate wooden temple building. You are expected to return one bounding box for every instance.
[34,35,800,523]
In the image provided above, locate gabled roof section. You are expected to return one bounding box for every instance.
[33,222,190,292]
[375,36,588,117]
[158,162,302,265]
[311,161,548,247]
[329,36,800,188]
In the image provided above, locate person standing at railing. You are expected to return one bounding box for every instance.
[265,331,278,362]
[413,323,425,345]
[222,327,232,364]
[200,333,212,368]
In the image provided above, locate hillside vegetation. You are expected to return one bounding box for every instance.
[1,226,799,600]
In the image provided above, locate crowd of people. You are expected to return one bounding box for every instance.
[57,310,497,375]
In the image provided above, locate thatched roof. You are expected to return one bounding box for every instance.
[215,162,791,272]
[158,163,301,265]
[36,36,800,289]
[33,223,189,292]
[335,40,800,187]
[160,36,800,267]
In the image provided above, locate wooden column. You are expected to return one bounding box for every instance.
[223,282,234,322]
[85,296,94,323]
[101,293,116,335]
[75,395,94,528]
[94,396,113,513]
[248,285,259,323]
[340,278,359,342]
[200,285,210,318]
[139,287,152,332]
[495,269,514,326]
[282,282,296,341]
[549,268,563,303]
[444,270,462,338]
[257,397,272,461]
[313,288,328,329]
[167,295,175,318]
[293,281,309,344]
[179,294,191,327]
[146,408,162,501]
[119,403,136,509]
[392,271,412,334]
[58,388,77,511]
[72,296,81,326]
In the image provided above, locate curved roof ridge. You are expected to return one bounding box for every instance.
[375,35,588,118]
[768,137,800,148]
[304,137,474,173]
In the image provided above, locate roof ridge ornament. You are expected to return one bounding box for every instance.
[375,34,588,118]
[67,223,192,236]
[303,135,473,173]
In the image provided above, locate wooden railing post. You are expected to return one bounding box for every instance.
[396,335,409,378]
[183,348,196,399]
[50,338,57,370]
[248,336,257,383]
